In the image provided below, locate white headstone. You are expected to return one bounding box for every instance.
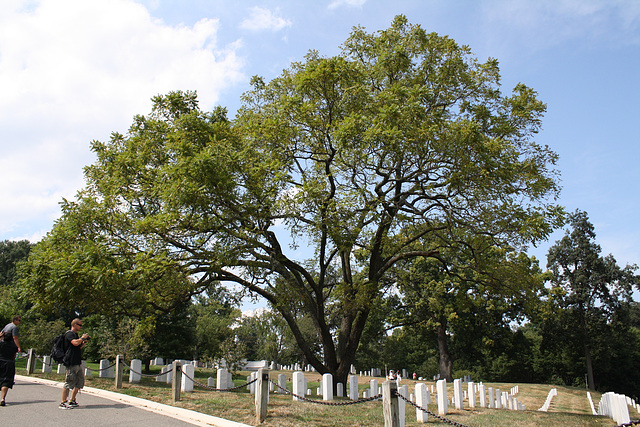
[399,384,408,427]
[468,381,476,408]
[181,363,194,392]
[42,355,52,373]
[217,368,228,390]
[479,384,487,408]
[495,389,502,409]
[453,378,464,410]
[349,375,359,400]
[436,379,448,415]
[278,373,287,393]
[292,371,305,401]
[249,372,257,394]
[166,365,172,384]
[156,366,167,382]
[99,359,114,378]
[370,379,378,398]
[488,387,495,408]
[323,373,333,401]
[337,382,344,397]
[129,359,142,383]
[415,383,429,423]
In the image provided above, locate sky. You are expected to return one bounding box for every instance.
[1,0,639,277]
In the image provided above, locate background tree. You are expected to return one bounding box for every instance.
[545,210,639,390]
[394,247,543,381]
[0,240,33,287]
[18,16,563,386]
[191,292,240,364]
[0,240,33,320]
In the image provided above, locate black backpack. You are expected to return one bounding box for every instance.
[51,332,67,363]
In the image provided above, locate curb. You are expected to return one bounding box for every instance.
[16,375,252,427]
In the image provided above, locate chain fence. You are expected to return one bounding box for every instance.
[396,391,469,427]
[33,354,116,372]
[124,361,173,378]
[180,368,259,393]
[617,421,640,427]
[269,378,382,406]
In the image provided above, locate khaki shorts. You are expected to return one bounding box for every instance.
[63,364,85,390]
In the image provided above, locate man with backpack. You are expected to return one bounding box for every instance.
[59,318,90,410]
[0,315,22,407]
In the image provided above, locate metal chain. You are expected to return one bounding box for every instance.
[269,379,382,406]
[617,421,640,426]
[123,361,174,378]
[181,369,259,392]
[36,355,54,366]
[396,391,469,427]
[86,361,117,372]
[34,354,116,372]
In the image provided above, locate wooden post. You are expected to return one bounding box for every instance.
[255,368,269,424]
[172,361,182,403]
[26,348,36,375]
[115,355,123,389]
[383,380,400,427]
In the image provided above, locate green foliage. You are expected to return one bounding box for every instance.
[82,315,155,362]
[191,293,241,363]
[0,240,33,287]
[18,318,66,356]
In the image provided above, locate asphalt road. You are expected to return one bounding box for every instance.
[0,377,221,426]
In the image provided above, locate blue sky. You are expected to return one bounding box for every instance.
[1,0,639,275]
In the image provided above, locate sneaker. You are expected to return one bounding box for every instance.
[67,401,79,408]
[0,400,5,406]
[59,402,72,410]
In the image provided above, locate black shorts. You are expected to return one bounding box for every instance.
[0,358,16,389]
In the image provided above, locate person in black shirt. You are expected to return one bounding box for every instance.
[59,318,89,410]
[0,315,22,406]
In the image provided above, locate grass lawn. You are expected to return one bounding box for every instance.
[15,357,630,426]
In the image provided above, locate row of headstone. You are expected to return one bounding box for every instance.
[432,379,525,415]
[150,357,164,366]
[537,388,557,411]
[279,363,358,376]
[597,391,638,425]
[283,372,364,401]
[358,368,382,377]
[42,357,94,380]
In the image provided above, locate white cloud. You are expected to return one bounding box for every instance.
[328,0,366,10]
[0,0,245,240]
[239,6,292,32]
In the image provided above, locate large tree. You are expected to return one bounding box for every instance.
[546,210,639,390]
[20,16,562,386]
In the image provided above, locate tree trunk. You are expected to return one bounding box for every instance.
[580,308,596,391]
[584,341,595,391]
[437,325,453,382]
